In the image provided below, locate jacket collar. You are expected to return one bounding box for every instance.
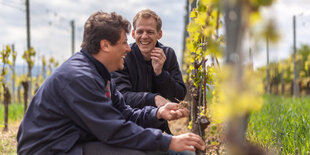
[80,49,111,81]
[131,41,163,64]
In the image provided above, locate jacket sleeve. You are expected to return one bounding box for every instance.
[154,47,187,102]
[62,76,171,151]
[111,66,157,108]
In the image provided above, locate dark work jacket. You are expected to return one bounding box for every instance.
[17,50,171,155]
[111,42,186,133]
[112,42,186,108]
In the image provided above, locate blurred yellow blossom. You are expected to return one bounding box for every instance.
[210,65,264,123]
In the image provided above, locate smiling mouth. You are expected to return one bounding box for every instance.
[140,41,151,45]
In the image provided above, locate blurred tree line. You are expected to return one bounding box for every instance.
[259,44,310,96]
[0,45,59,131]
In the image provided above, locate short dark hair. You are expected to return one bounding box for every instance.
[133,9,162,32]
[81,11,131,54]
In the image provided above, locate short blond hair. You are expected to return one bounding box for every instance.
[133,9,162,31]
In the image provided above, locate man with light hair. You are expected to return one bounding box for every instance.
[112,9,186,136]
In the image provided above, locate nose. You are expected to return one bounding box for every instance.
[141,32,148,38]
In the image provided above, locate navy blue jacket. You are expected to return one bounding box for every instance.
[111,42,186,109]
[17,50,171,155]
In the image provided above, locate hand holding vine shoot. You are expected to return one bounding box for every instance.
[154,95,169,107]
[157,102,189,120]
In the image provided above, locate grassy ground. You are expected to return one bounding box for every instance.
[0,121,19,154]
[247,95,310,154]
[0,103,24,127]
[0,103,24,154]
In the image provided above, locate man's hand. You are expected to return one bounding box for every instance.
[169,133,206,152]
[154,95,168,107]
[151,47,166,76]
[156,102,189,120]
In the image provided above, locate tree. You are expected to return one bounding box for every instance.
[1,45,12,131]
[41,56,47,79]
[183,0,223,154]
[221,0,276,153]
[22,47,36,112]
[9,44,17,104]
[183,0,277,154]
[47,57,59,76]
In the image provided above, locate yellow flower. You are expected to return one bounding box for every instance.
[210,66,264,123]
[188,121,193,130]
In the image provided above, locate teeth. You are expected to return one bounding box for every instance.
[140,41,150,45]
[122,56,126,58]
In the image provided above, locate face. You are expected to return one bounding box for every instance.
[108,30,131,72]
[132,17,162,60]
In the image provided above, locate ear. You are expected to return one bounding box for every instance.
[100,40,110,52]
[157,30,162,40]
[131,29,136,39]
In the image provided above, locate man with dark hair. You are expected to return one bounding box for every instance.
[17,11,205,155]
[112,9,186,134]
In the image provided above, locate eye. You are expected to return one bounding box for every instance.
[136,30,143,34]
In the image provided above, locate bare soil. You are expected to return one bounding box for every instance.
[0,121,19,154]
[169,117,226,154]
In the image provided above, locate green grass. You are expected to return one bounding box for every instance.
[247,95,310,154]
[0,103,24,128]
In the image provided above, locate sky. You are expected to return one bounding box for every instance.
[0,0,309,69]
[0,0,185,66]
[255,0,310,68]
